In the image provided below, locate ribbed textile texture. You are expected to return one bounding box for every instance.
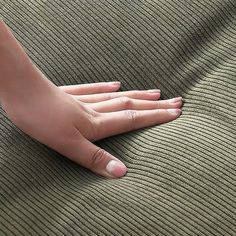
[0,0,236,235]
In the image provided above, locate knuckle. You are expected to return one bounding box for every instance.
[125,110,137,129]
[155,101,161,109]
[107,93,113,100]
[89,114,102,141]
[120,96,133,109]
[79,106,101,141]
[90,148,106,167]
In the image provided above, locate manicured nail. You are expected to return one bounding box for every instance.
[168,97,182,103]
[148,89,161,93]
[110,81,121,86]
[167,109,182,115]
[106,160,127,178]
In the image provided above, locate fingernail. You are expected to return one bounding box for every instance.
[148,89,161,93]
[110,81,121,86]
[106,160,127,178]
[167,109,182,115]
[168,97,182,103]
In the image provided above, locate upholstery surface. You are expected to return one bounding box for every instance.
[0,0,236,235]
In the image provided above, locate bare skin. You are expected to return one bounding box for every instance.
[0,20,182,178]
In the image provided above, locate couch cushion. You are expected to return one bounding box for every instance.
[1,1,236,235]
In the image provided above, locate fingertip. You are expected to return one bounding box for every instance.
[168,97,182,103]
[167,108,182,116]
[174,101,183,109]
[109,81,121,89]
[106,160,127,178]
[147,89,161,93]
[103,82,121,93]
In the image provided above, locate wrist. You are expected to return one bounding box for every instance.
[0,20,33,98]
[0,20,54,104]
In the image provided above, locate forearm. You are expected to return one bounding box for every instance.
[0,20,53,103]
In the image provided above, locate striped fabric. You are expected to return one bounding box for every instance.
[0,0,236,235]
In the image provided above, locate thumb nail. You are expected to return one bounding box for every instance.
[106,160,127,178]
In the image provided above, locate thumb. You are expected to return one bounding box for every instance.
[55,133,127,178]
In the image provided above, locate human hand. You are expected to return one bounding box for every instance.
[1,75,182,178]
[0,20,182,178]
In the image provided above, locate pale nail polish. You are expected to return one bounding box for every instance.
[110,81,121,85]
[167,109,181,115]
[148,89,161,93]
[168,97,182,103]
[106,160,127,177]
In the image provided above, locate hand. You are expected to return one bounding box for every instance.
[1,75,182,178]
[0,20,182,178]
